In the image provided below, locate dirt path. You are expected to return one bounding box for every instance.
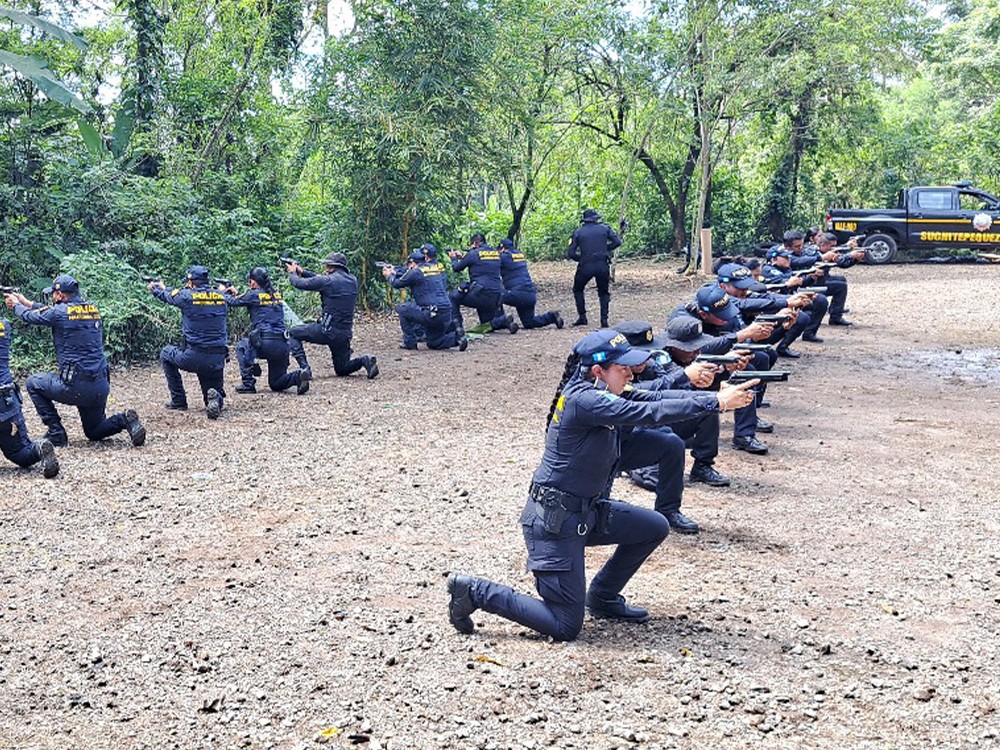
[1,261,998,749]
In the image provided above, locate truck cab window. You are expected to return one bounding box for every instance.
[958,193,986,211]
[914,190,953,211]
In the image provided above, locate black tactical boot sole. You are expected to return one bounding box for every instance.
[125,409,146,447]
[37,439,59,479]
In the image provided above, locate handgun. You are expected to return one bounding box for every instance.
[801,286,828,294]
[214,278,233,287]
[727,370,791,384]
[141,275,161,284]
[754,313,791,325]
[731,343,775,352]
[279,257,297,266]
[696,353,744,366]
[0,286,18,295]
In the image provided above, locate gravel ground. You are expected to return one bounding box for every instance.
[1,260,999,750]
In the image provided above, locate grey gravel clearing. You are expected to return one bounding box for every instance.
[1,261,999,749]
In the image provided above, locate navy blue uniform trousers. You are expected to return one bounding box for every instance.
[617,428,686,515]
[26,371,127,440]
[572,262,611,322]
[160,346,226,407]
[469,498,669,641]
[0,388,40,467]
[397,303,460,350]
[288,323,363,376]
[502,288,560,329]
[450,286,508,331]
[237,334,305,390]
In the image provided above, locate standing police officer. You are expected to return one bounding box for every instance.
[149,265,228,419]
[0,314,59,477]
[498,238,564,330]
[6,275,145,447]
[286,253,378,380]
[383,249,468,351]
[567,208,621,327]
[448,233,518,336]
[224,268,312,395]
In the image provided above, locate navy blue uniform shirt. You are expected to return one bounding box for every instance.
[289,269,358,334]
[225,288,287,335]
[451,246,503,294]
[419,260,449,294]
[531,377,717,498]
[151,284,229,349]
[14,296,108,375]
[389,265,450,308]
[567,222,622,264]
[500,247,536,291]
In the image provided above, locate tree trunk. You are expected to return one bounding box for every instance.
[757,90,814,240]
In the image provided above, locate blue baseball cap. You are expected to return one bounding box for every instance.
[574,329,651,367]
[185,265,210,283]
[498,238,514,249]
[407,250,425,263]
[716,263,761,290]
[766,247,791,261]
[43,274,79,295]
[695,285,738,321]
[421,243,438,257]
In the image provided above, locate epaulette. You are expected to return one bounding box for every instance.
[170,289,180,297]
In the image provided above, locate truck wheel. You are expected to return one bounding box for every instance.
[862,233,898,264]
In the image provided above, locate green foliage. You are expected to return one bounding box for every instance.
[2,0,995,363]
[61,247,177,363]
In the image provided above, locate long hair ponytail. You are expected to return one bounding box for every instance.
[546,352,582,427]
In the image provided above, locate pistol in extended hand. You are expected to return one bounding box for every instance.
[727,369,791,384]
[214,278,233,287]
[754,313,791,325]
[801,286,828,294]
[731,343,774,352]
[0,285,18,295]
[279,256,297,266]
[696,353,743,366]
[140,275,161,284]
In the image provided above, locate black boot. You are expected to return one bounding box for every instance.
[573,290,587,326]
[35,439,59,479]
[124,409,146,447]
[44,424,68,447]
[447,574,478,634]
[598,294,610,329]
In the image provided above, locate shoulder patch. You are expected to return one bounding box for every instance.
[170,289,180,297]
[600,391,620,402]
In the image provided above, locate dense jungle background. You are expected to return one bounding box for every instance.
[0,0,995,364]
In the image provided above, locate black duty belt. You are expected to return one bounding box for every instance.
[528,482,598,513]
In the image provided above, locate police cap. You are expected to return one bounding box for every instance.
[614,320,661,350]
[43,274,79,295]
[658,317,717,352]
[695,285,738,321]
[717,263,764,291]
[323,252,349,269]
[185,265,210,283]
[574,329,651,368]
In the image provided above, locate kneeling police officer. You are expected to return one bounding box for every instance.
[224,268,311,395]
[0,315,58,477]
[6,275,145,448]
[149,266,228,419]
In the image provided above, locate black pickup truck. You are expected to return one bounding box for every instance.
[825,182,1000,264]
